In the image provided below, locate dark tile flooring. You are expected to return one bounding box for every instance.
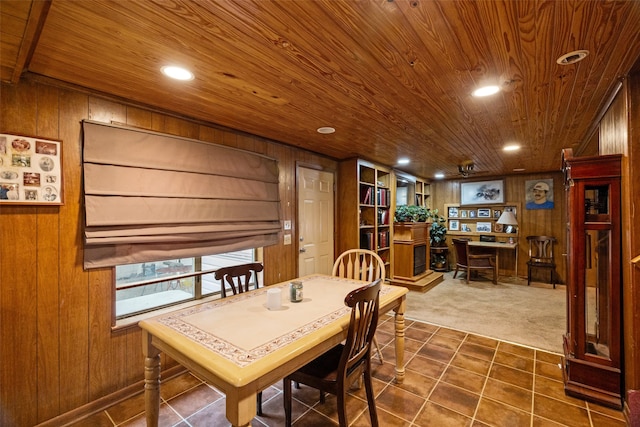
[70,319,627,426]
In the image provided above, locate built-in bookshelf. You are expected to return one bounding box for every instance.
[338,159,392,273]
[444,202,521,240]
[415,179,431,209]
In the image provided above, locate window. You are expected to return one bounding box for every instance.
[114,249,259,320]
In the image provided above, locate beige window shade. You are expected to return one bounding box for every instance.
[82,121,281,269]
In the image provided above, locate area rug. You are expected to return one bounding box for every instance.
[403,273,565,353]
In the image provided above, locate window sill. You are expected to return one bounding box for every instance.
[112,293,221,332]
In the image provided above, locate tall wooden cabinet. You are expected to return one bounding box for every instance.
[337,159,392,275]
[561,149,623,409]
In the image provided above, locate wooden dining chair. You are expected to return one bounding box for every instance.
[526,236,557,288]
[452,238,497,284]
[213,262,265,414]
[332,249,385,364]
[214,262,264,298]
[283,279,381,427]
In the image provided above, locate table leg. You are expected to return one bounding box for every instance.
[393,297,406,384]
[142,331,161,427]
[225,388,256,427]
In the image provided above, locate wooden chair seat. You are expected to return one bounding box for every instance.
[283,279,381,427]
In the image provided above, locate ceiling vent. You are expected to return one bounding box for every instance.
[557,50,589,65]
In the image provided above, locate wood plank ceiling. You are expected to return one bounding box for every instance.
[2,0,640,179]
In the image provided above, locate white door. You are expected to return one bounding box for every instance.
[298,167,334,276]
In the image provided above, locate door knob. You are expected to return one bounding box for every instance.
[299,248,306,253]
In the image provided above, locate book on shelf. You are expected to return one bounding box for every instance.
[378,208,389,225]
[377,230,389,249]
[376,188,390,206]
[360,230,374,250]
[360,186,373,204]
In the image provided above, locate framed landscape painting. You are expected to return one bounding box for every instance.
[460,180,504,205]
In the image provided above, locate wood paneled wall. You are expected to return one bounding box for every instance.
[600,77,640,410]
[431,172,567,283]
[0,77,336,426]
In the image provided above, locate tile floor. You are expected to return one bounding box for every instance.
[70,318,627,426]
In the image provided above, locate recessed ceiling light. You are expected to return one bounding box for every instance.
[317,127,335,134]
[434,172,445,179]
[503,144,520,152]
[513,168,525,172]
[397,158,410,165]
[557,50,589,65]
[161,66,194,81]
[472,85,500,97]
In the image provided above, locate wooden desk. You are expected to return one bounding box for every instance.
[468,241,518,278]
[140,275,408,427]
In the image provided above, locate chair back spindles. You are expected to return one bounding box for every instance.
[214,262,264,298]
[332,249,385,282]
[526,236,557,287]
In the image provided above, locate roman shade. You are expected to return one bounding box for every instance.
[82,121,281,269]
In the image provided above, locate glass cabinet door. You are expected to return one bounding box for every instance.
[584,229,611,358]
[583,184,612,360]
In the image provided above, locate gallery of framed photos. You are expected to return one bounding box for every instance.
[0,133,63,205]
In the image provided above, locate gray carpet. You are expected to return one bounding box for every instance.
[404,272,565,353]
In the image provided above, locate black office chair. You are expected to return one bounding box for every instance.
[214,262,265,414]
[526,236,557,288]
[283,279,381,427]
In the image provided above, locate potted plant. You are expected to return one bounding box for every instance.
[427,209,447,247]
[394,205,429,223]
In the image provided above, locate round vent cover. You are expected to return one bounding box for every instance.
[557,50,589,65]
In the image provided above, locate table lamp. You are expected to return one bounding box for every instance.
[497,211,518,243]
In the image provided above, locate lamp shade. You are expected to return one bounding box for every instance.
[497,211,518,225]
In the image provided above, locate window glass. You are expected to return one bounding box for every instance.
[115,249,256,319]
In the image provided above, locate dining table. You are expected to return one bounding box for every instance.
[139,274,409,427]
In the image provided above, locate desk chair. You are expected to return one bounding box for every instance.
[283,279,381,427]
[526,236,557,288]
[452,238,497,284]
[332,249,385,364]
[214,262,265,414]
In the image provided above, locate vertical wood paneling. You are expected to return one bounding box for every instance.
[1,78,337,424]
[625,74,640,394]
[600,79,639,399]
[35,83,62,423]
[57,88,90,413]
[265,141,295,284]
[600,88,629,156]
[0,81,40,427]
[431,172,566,283]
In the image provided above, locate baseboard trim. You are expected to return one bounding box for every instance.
[35,365,187,427]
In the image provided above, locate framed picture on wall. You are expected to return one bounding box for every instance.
[0,133,63,205]
[448,206,459,217]
[460,210,468,218]
[460,179,505,205]
[525,178,554,210]
[476,222,492,232]
[477,208,491,217]
[449,220,459,231]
